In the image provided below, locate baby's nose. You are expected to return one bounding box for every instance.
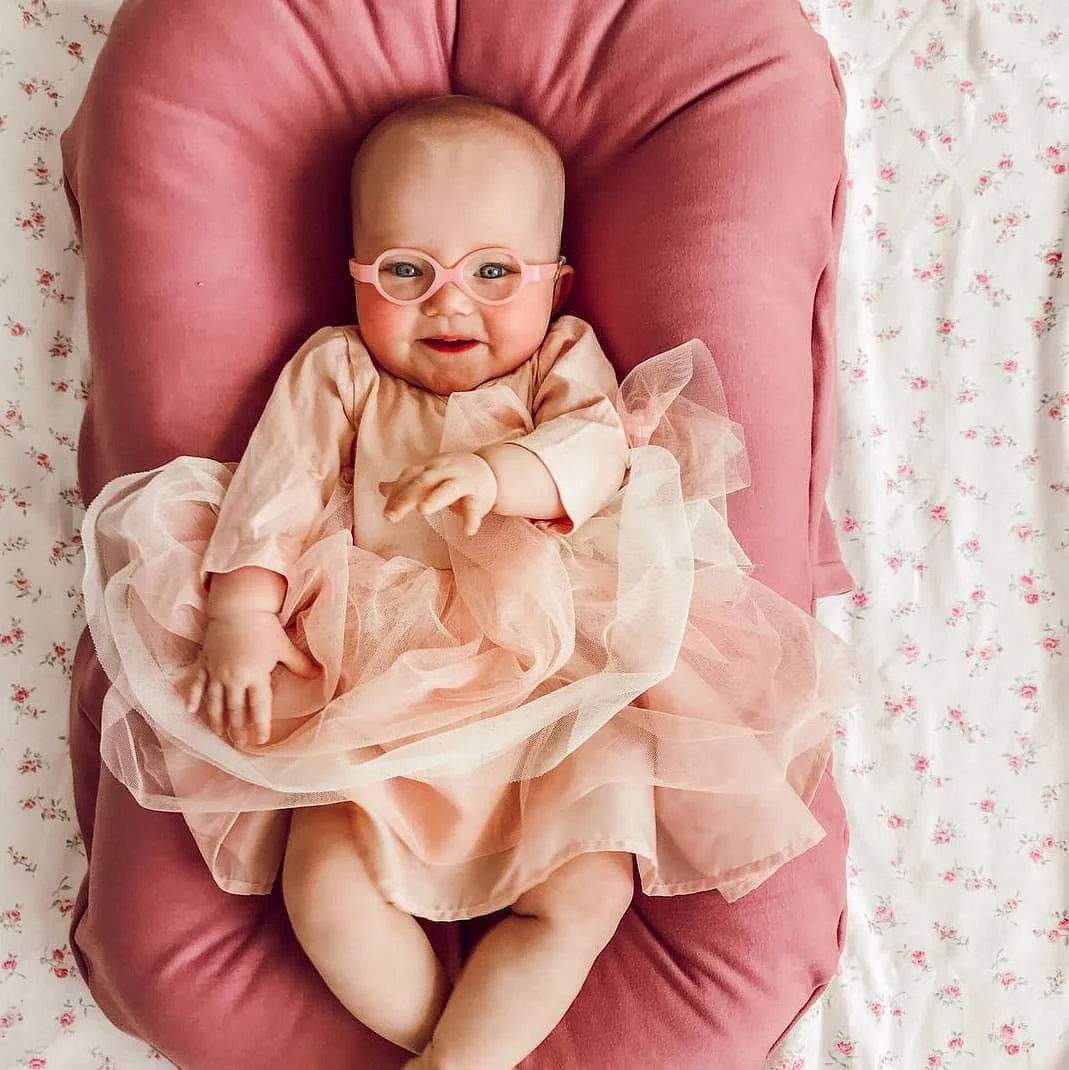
[422,280,474,316]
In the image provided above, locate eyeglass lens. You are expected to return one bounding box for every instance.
[377,250,525,303]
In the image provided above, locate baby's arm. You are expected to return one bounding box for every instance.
[382,319,626,534]
[380,443,566,535]
[510,318,629,531]
[191,328,368,743]
[187,566,315,745]
[478,442,565,520]
[207,564,287,617]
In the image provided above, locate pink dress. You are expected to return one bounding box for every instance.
[82,316,853,921]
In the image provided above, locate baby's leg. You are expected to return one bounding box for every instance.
[282,803,450,1054]
[410,851,634,1070]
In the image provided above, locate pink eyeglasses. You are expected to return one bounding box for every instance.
[348,247,565,306]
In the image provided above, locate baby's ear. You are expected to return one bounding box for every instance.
[552,264,575,311]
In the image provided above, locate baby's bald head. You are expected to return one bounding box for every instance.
[350,96,566,261]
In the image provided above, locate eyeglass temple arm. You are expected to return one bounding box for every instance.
[522,255,567,282]
[349,259,376,282]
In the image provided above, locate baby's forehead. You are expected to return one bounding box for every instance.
[358,119,556,194]
[350,101,565,256]
[354,101,563,205]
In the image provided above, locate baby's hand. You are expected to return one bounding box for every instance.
[379,451,498,536]
[186,610,317,746]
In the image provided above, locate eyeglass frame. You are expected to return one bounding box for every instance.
[348,247,566,307]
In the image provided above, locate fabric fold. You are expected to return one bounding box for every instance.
[82,335,854,920]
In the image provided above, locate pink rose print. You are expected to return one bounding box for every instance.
[899,638,922,662]
[878,161,899,185]
[2,7,1067,1068]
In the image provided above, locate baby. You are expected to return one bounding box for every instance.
[83,96,849,1070]
[198,98,632,1069]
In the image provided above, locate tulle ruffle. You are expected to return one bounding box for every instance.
[82,341,853,919]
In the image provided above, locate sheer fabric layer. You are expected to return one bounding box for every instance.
[82,340,853,920]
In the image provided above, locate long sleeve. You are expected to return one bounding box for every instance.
[510,317,628,531]
[202,327,372,578]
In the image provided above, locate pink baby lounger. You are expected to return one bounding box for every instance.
[62,1,852,1066]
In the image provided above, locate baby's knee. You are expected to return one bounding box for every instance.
[572,852,636,926]
[519,851,634,939]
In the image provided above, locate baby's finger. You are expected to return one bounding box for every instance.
[458,496,483,536]
[384,473,446,522]
[379,464,425,502]
[249,684,272,745]
[282,642,318,678]
[205,679,226,735]
[418,478,466,517]
[381,475,419,520]
[185,666,207,714]
[225,686,249,746]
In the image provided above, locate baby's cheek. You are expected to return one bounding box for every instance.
[355,295,413,360]
[488,302,554,364]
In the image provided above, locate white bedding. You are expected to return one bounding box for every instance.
[1,1,1066,1067]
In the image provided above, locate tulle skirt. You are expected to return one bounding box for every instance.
[82,342,854,920]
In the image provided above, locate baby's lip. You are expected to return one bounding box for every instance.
[420,336,482,352]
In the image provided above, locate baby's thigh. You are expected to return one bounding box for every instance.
[282,803,380,918]
[515,851,634,934]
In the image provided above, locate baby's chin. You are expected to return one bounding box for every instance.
[376,344,537,394]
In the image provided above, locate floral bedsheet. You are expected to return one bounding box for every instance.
[0,1,1066,1067]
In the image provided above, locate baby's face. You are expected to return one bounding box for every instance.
[352,130,570,395]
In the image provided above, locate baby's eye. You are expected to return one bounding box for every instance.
[474,262,514,280]
[386,261,423,279]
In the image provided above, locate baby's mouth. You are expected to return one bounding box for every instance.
[420,336,481,354]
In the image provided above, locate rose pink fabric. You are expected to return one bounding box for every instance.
[62,0,852,1066]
